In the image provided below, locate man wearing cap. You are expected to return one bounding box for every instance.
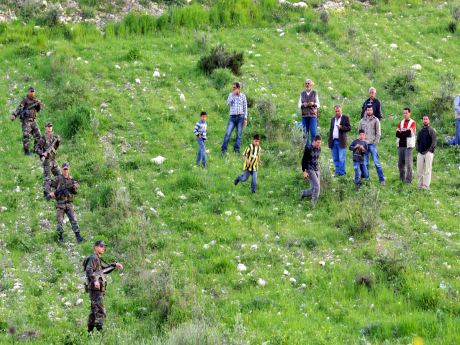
[36,122,61,193]
[84,240,123,333]
[298,79,320,146]
[10,86,42,155]
[45,162,84,243]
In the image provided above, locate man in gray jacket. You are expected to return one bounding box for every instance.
[358,105,385,185]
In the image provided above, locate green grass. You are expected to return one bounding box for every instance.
[0,1,460,344]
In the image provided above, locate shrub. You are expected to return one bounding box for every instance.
[447,21,457,33]
[14,44,39,58]
[89,184,114,210]
[19,0,42,22]
[337,187,380,236]
[375,255,406,288]
[384,69,417,98]
[319,10,329,23]
[198,45,244,75]
[164,321,219,345]
[60,105,92,139]
[36,5,62,27]
[319,155,333,193]
[126,47,142,61]
[210,68,233,90]
[194,32,208,51]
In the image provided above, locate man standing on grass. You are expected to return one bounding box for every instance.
[10,86,42,155]
[396,107,416,184]
[193,111,207,168]
[300,135,322,204]
[358,104,385,185]
[349,129,369,191]
[416,116,437,190]
[36,122,61,195]
[45,162,84,244]
[84,240,123,334]
[328,105,351,176]
[361,87,383,120]
[221,82,248,155]
[447,93,460,145]
[298,79,320,146]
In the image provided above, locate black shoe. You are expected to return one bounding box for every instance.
[75,232,84,243]
[24,151,31,156]
[299,191,306,199]
[57,233,64,244]
[234,178,239,186]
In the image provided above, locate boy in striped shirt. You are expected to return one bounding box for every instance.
[234,134,261,193]
[194,111,207,167]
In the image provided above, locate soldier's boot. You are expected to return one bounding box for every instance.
[75,232,85,243]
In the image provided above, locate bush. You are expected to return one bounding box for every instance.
[210,68,233,90]
[447,21,457,33]
[198,45,244,75]
[337,187,380,236]
[36,5,62,27]
[384,69,417,98]
[163,321,219,345]
[59,105,92,139]
[126,47,142,61]
[19,0,42,22]
[375,255,406,288]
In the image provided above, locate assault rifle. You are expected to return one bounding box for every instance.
[46,181,79,201]
[83,259,117,292]
[17,101,40,120]
[40,137,59,162]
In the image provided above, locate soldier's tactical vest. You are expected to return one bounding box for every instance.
[300,90,318,117]
[42,135,58,160]
[55,175,76,204]
[21,97,40,120]
[83,255,108,292]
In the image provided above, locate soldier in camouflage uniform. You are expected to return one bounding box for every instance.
[10,86,42,155]
[45,162,84,244]
[84,240,123,333]
[36,122,61,194]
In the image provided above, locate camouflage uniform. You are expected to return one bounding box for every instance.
[46,174,81,241]
[36,133,61,189]
[84,254,116,332]
[12,96,42,154]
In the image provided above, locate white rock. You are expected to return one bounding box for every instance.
[153,69,161,78]
[75,298,83,306]
[179,93,186,102]
[178,195,187,200]
[431,224,438,230]
[283,269,289,276]
[64,301,72,307]
[319,261,326,267]
[235,215,242,221]
[289,277,297,284]
[135,78,141,84]
[224,211,232,216]
[149,208,159,216]
[411,64,422,71]
[115,64,121,69]
[151,155,166,164]
[46,51,52,56]
[349,237,354,242]
[306,213,313,218]
[203,243,210,249]
[300,283,307,289]
[156,191,165,198]
[0,206,7,212]
[14,186,20,193]
[237,263,247,272]
[257,278,266,287]
[390,43,398,49]
[435,58,442,63]
[293,1,307,8]
[279,32,285,37]
[250,244,258,250]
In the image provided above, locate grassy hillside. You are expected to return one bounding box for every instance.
[0,1,459,344]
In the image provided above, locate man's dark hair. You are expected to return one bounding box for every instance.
[403,107,411,113]
[313,135,322,141]
[233,82,240,89]
[253,134,260,140]
[366,104,373,109]
[200,111,207,116]
[359,129,365,134]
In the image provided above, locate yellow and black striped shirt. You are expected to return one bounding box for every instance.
[243,144,261,171]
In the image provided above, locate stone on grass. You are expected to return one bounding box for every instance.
[237,263,247,272]
[257,278,266,287]
[151,156,166,164]
[411,64,422,71]
[156,191,165,198]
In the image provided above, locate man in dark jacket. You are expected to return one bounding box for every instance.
[416,116,437,190]
[361,87,383,120]
[300,135,322,204]
[328,105,351,176]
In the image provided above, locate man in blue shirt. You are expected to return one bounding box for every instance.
[221,82,248,154]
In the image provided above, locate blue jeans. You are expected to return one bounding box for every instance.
[196,138,206,166]
[366,144,385,182]
[237,170,257,193]
[353,161,369,185]
[302,116,317,147]
[448,119,460,145]
[332,139,346,175]
[221,115,244,153]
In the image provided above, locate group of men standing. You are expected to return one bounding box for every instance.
[11,86,83,244]
[299,81,442,204]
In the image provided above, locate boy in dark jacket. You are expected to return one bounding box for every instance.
[349,129,369,190]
